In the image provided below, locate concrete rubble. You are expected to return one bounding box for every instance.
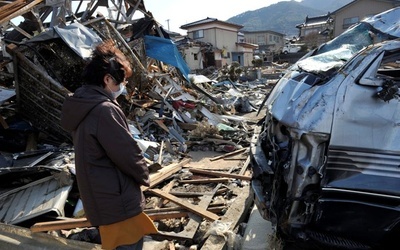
[0,0,286,249]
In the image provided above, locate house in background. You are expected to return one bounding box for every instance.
[331,0,400,37]
[242,30,285,60]
[174,37,213,72]
[296,14,333,49]
[180,18,257,70]
[296,0,400,49]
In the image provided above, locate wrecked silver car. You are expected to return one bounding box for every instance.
[250,7,400,250]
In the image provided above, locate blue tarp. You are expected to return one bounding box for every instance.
[144,35,190,81]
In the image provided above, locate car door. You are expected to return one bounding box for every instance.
[326,43,400,195]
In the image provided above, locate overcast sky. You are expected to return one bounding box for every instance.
[142,0,301,34]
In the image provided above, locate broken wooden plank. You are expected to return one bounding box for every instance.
[189,168,251,181]
[143,158,190,191]
[156,179,176,208]
[168,187,228,197]
[158,163,237,240]
[30,204,224,233]
[201,185,253,250]
[239,155,251,175]
[153,118,170,133]
[178,177,230,184]
[30,218,91,233]
[171,183,222,239]
[147,206,225,221]
[224,157,248,161]
[145,206,225,215]
[0,0,26,21]
[0,0,44,25]
[209,148,247,161]
[147,211,188,221]
[168,191,204,197]
[148,189,220,221]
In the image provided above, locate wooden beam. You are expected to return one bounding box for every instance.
[147,211,188,221]
[189,168,251,181]
[148,189,219,221]
[145,206,225,215]
[168,187,228,197]
[147,206,225,221]
[171,182,222,239]
[223,157,248,161]
[178,177,230,184]
[239,155,251,175]
[209,148,247,161]
[155,179,176,208]
[143,158,190,191]
[30,204,225,233]
[201,185,253,250]
[0,0,44,24]
[30,218,91,233]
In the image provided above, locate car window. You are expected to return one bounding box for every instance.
[359,49,400,101]
[377,51,400,80]
[359,49,400,86]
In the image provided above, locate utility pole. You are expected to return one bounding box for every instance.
[166,19,170,31]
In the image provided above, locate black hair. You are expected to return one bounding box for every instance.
[82,40,132,87]
[108,57,125,83]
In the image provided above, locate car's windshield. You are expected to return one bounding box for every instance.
[292,8,400,75]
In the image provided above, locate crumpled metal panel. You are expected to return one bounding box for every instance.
[0,174,73,225]
[0,223,102,249]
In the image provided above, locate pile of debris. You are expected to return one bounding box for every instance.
[0,0,284,248]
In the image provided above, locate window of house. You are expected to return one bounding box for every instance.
[343,16,359,29]
[193,29,204,39]
[194,53,198,60]
[305,28,320,36]
[257,35,264,45]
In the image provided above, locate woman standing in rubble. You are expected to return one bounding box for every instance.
[60,39,157,250]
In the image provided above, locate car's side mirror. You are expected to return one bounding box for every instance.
[376,79,400,102]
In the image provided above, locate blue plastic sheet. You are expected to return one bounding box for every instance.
[144,35,190,81]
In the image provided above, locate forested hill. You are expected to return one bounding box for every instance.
[226,0,353,36]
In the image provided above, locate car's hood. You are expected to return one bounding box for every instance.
[266,69,346,133]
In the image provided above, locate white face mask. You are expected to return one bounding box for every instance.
[109,84,125,99]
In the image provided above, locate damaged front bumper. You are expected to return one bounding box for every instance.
[250,114,329,226]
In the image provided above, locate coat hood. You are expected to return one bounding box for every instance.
[61,85,113,132]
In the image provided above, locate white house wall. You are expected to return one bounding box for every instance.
[187,25,242,67]
[183,46,203,70]
[243,31,284,54]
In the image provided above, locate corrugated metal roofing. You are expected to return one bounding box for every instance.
[0,223,101,249]
[0,174,73,225]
